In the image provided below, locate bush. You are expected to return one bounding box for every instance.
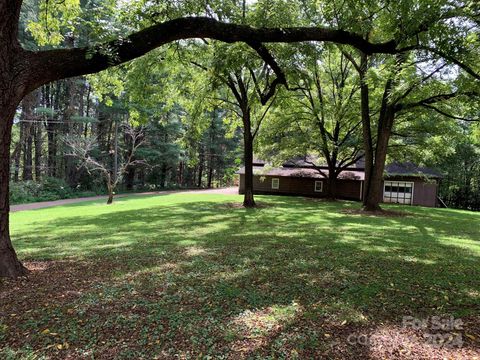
[9,177,74,204]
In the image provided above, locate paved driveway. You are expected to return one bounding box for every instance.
[11,187,239,212]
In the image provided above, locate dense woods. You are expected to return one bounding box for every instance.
[0,0,479,277]
[10,76,242,204]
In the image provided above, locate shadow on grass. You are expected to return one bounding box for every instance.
[3,195,480,358]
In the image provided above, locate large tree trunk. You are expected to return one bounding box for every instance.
[326,168,337,200]
[242,110,255,208]
[0,101,28,278]
[0,0,30,277]
[358,53,376,210]
[363,106,395,211]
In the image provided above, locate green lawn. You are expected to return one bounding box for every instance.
[1,193,480,359]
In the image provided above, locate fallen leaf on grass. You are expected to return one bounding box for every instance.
[466,333,476,341]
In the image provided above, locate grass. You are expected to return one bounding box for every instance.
[1,193,480,359]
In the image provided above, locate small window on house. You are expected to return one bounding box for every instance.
[271,178,280,189]
[314,181,323,192]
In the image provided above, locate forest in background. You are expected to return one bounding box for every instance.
[8,0,480,211]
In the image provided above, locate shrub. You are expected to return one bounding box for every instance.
[10,177,74,204]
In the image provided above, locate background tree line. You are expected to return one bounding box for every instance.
[9,69,242,204]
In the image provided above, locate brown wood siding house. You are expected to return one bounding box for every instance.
[238,161,441,207]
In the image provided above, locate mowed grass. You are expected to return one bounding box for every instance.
[1,193,480,359]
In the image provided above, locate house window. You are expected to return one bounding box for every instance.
[271,178,280,189]
[314,181,323,192]
[383,181,414,205]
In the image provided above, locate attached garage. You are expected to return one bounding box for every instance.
[383,181,414,205]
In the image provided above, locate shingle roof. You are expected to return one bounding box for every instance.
[237,160,442,180]
[384,162,442,178]
[237,166,365,180]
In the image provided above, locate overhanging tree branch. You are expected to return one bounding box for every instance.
[396,91,479,112]
[26,16,399,92]
[422,104,479,122]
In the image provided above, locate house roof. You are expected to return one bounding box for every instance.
[237,160,442,180]
[384,162,442,179]
[237,166,365,180]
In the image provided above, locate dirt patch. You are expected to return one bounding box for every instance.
[217,202,271,209]
[341,208,411,217]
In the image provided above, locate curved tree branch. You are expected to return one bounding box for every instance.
[26,16,398,92]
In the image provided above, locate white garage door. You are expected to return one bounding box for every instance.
[383,181,414,205]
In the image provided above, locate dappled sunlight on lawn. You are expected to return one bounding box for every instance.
[3,193,480,358]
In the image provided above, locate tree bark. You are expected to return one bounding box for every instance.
[0,101,28,278]
[34,119,42,181]
[125,166,135,190]
[21,91,37,181]
[107,192,114,205]
[358,53,376,209]
[25,17,399,93]
[361,77,395,211]
[0,0,30,277]
[197,148,204,188]
[326,168,337,200]
[207,163,214,189]
[243,110,256,208]
[106,180,114,205]
[13,122,23,182]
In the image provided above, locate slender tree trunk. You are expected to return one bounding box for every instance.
[243,109,255,208]
[34,120,42,181]
[207,113,215,189]
[106,177,114,205]
[21,91,38,181]
[13,122,23,181]
[160,163,167,188]
[64,76,78,186]
[107,191,114,204]
[197,147,204,188]
[207,164,214,188]
[125,166,135,190]
[47,119,56,177]
[22,130,33,180]
[178,161,184,186]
